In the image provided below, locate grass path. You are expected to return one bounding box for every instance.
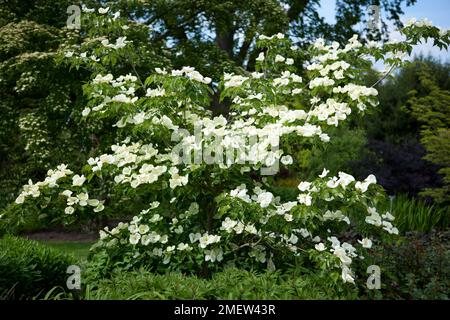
[39,241,93,261]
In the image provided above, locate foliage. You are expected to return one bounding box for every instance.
[0,18,89,210]
[0,0,74,28]
[42,267,359,300]
[0,204,46,235]
[381,194,448,233]
[301,126,369,180]
[406,62,450,204]
[269,189,449,234]
[0,2,447,302]
[363,57,450,144]
[110,0,417,73]
[371,231,450,300]
[37,230,450,300]
[0,235,75,300]
[354,139,442,196]
[352,58,450,197]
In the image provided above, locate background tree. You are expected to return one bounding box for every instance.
[113,0,417,75]
[0,0,89,208]
[351,58,449,198]
[406,60,450,204]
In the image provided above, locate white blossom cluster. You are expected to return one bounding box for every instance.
[15,164,73,204]
[156,66,212,84]
[223,170,390,282]
[101,36,130,50]
[365,207,398,235]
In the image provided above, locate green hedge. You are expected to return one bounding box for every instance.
[0,236,75,299]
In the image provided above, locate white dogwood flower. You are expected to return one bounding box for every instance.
[281,155,293,165]
[72,174,86,187]
[256,52,265,61]
[257,191,273,208]
[65,206,75,215]
[315,243,326,251]
[275,54,285,63]
[358,238,372,248]
[129,233,141,245]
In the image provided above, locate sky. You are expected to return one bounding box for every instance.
[317,0,450,62]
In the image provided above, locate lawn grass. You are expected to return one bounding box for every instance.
[39,241,93,261]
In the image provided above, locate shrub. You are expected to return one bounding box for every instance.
[0,235,75,299]
[371,231,450,299]
[409,76,450,204]
[302,126,369,181]
[353,139,442,196]
[0,204,47,235]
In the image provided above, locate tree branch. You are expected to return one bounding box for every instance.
[236,20,257,66]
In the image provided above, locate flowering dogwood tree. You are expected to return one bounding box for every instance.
[13,7,450,284]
